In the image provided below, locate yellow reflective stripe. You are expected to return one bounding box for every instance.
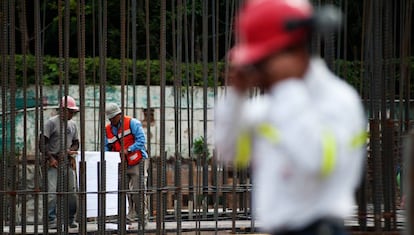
[234,131,251,169]
[234,123,279,169]
[257,123,279,144]
[350,131,368,149]
[321,130,337,177]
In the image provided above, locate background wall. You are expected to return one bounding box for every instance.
[2,85,221,158]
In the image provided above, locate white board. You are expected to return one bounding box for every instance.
[77,151,123,217]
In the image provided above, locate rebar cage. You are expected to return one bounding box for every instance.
[0,0,413,234]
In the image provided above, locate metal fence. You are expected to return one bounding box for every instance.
[1,0,413,234]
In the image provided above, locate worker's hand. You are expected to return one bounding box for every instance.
[227,65,259,93]
[122,148,129,156]
[67,150,78,156]
[49,157,58,168]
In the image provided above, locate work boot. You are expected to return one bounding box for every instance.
[69,222,78,228]
[48,220,57,229]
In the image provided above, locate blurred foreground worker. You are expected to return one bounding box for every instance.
[215,0,367,234]
[40,95,79,229]
[104,103,149,224]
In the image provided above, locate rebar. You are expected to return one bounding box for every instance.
[0,1,412,234]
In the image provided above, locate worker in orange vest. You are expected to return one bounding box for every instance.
[104,102,149,224]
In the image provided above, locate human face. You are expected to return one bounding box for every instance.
[109,113,121,126]
[63,108,77,120]
[254,46,310,91]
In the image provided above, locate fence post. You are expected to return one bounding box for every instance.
[404,130,414,235]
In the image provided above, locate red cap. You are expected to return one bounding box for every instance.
[231,0,313,66]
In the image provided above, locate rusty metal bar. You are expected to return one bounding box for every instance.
[0,0,8,232]
[8,0,17,233]
[405,131,414,235]
[0,0,412,234]
[97,0,108,233]
[77,0,87,233]
[19,0,29,232]
[34,0,45,233]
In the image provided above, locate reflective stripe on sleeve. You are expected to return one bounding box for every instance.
[234,131,252,169]
[234,123,279,169]
[350,131,368,149]
[321,130,337,178]
[257,123,279,144]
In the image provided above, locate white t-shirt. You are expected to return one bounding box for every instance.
[215,58,366,232]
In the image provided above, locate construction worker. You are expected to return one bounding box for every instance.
[40,95,79,229]
[104,103,149,224]
[215,0,367,234]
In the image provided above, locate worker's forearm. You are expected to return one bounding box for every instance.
[70,139,80,151]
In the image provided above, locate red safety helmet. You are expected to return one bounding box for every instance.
[231,0,313,66]
[60,95,79,111]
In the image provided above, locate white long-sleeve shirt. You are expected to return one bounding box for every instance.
[215,58,366,233]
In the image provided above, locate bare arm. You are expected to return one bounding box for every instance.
[68,139,79,155]
[39,134,58,168]
[39,134,53,160]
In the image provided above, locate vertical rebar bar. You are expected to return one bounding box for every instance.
[383,0,396,230]
[157,0,167,233]
[201,0,209,220]
[175,0,183,233]
[98,0,108,233]
[404,130,414,235]
[0,1,8,232]
[8,0,17,232]
[119,0,127,234]
[34,0,44,232]
[145,0,153,226]
[77,0,87,233]
[20,0,29,232]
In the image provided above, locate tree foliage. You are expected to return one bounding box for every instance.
[13,54,225,86]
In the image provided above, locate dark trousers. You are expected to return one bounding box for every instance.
[271,218,349,235]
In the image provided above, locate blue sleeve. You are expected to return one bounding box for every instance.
[129,118,147,157]
[104,125,110,151]
[104,134,109,151]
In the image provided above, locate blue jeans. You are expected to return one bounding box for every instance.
[47,166,77,223]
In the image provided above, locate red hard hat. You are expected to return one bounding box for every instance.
[60,95,79,111]
[231,0,313,66]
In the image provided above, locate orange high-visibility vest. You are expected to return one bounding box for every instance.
[105,116,142,166]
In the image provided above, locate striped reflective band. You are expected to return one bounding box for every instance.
[350,131,368,149]
[107,136,117,144]
[321,130,337,178]
[257,123,280,144]
[234,123,280,169]
[117,129,132,139]
[235,131,251,169]
[129,152,139,161]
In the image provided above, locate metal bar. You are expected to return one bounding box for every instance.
[158,0,167,233]
[405,130,414,235]
[77,0,87,233]
[20,0,29,232]
[0,0,411,233]
[145,0,153,226]
[202,0,209,220]
[8,0,17,233]
[98,0,108,233]
[34,0,44,233]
